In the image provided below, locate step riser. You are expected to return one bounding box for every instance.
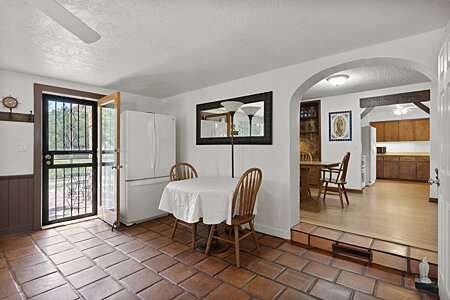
[291,226,438,278]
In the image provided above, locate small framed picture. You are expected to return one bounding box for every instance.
[329,111,352,141]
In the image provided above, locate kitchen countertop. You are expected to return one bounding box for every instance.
[377,152,430,157]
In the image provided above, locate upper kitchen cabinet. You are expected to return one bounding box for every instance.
[370,118,429,142]
[413,119,430,141]
[371,122,385,142]
[398,120,414,141]
[384,121,399,142]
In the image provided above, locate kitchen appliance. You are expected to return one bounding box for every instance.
[362,126,377,186]
[120,111,176,225]
[377,146,386,154]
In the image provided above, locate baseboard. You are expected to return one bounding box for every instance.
[429,197,438,203]
[0,224,33,237]
[439,272,450,300]
[254,223,290,239]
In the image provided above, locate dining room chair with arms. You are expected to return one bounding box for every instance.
[169,162,199,248]
[317,152,350,208]
[300,151,313,196]
[205,168,262,267]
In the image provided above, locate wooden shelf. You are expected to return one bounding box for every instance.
[0,111,34,123]
[300,116,318,120]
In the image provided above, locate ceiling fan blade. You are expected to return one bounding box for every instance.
[29,0,100,44]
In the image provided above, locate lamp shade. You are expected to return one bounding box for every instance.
[241,106,261,116]
[221,101,244,112]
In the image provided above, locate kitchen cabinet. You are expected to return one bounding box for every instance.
[370,118,430,142]
[414,119,430,141]
[371,122,385,142]
[398,120,414,141]
[376,156,384,178]
[383,156,399,178]
[399,157,416,180]
[384,121,399,142]
[416,157,430,181]
[377,154,430,182]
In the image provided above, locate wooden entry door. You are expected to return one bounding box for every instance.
[437,29,450,299]
[42,94,98,225]
[98,92,121,228]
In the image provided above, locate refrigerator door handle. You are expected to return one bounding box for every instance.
[148,118,156,172]
[155,117,160,171]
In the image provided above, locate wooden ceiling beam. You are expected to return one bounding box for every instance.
[360,107,374,119]
[360,90,430,108]
[413,102,430,114]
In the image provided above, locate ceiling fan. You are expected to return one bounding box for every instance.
[29,0,101,44]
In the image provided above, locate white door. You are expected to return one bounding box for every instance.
[154,114,176,178]
[437,27,450,300]
[124,111,155,181]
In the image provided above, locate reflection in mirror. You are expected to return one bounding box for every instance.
[200,101,264,138]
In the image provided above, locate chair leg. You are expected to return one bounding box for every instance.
[316,182,324,204]
[322,182,329,202]
[342,185,349,204]
[234,225,240,268]
[191,223,197,249]
[171,220,178,238]
[249,221,260,253]
[338,185,344,208]
[205,224,216,255]
[228,225,233,241]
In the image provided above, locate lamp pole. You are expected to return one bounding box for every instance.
[248,115,254,137]
[230,111,235,178]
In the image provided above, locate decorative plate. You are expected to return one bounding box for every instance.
[2,96,19,109]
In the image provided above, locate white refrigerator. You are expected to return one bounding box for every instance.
[362,126,377,187]
[120,111,176,225]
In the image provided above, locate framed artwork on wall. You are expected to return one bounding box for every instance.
[329,110,352,141]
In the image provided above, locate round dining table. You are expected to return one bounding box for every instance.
[159,177,245,253]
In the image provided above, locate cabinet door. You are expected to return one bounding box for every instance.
[376,157,384,178]
[371,122,385,142]
[414,119,430,141]
[399,157,416,180]
[416,157,430,181]
[398,120,414,141]
[384,121,399,142]
[383,156,399,178]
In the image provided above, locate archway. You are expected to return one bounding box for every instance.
[288,57,437,228]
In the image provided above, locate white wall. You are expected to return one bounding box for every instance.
[161,29,443,239]
[302,82,433,190]
[0,69,162,176]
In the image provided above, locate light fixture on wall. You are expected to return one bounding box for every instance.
[221,101,244,178]
[326,74,349,86]
[241,106,261,137]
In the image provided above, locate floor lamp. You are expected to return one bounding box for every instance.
[241,106,261,137]
[221,101,244,178]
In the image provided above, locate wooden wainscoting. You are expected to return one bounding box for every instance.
[0,175,34,236]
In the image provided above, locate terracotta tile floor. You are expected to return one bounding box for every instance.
[0,215,439,300]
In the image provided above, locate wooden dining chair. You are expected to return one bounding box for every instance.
[169,163,199,248]
[300,151,313,162]
[300,151,313,196]
[205,168,262,267]
[317,152,351,208]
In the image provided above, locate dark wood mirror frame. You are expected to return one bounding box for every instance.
[196,91,273,145]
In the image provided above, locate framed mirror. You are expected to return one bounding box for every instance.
[196,91,272,145]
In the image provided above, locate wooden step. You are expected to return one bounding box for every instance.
[291,222,438,278]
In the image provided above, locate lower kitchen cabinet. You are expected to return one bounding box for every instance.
[377,155,429,182]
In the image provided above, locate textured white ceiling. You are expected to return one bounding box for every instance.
[303,65,430,99]
[1,1,449,98]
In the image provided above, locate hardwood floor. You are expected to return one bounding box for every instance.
[300,180,437,251]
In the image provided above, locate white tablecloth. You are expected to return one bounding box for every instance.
[159,177,251,225]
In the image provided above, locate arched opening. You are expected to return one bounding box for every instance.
[288,57,438,239]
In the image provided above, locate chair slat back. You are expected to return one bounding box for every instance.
[231,168,263,218]
[300,151,313,162]
[338,152,351,181]
[169,163,198,181]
